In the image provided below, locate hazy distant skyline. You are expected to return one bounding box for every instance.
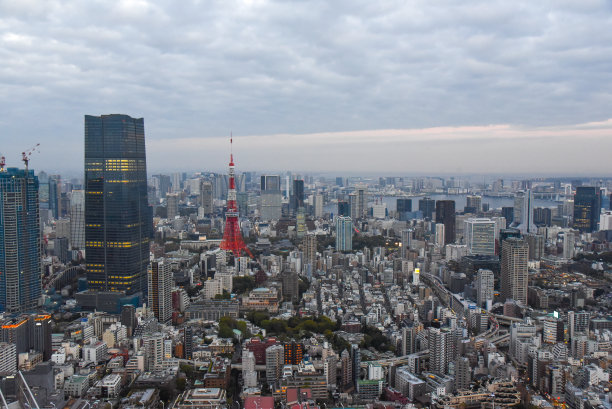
[1,1,612,175]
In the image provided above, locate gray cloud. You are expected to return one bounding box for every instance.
[0,0,611,175]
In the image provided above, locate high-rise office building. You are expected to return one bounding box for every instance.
[419,197,435,219]
[401,229,412,258]
[0,168,41,313]
[84,114,152,296]
[573,187,600,232]
[70,190,85,251]
[464,218,496,256]
[466,195,482,213]
[397,198,412,221]
[291,179,304,214]
[501,238,529,304]
[349,193,358,220]
[313,194,324,218]
[356,186,367,219]
[533,207,552,227]
[199,181,213,215]
[148,259,173,324]
[476,269,494,309]
[516,190,536,234]
[338,200,350,217]
[336,216,353,251]
[48,175,61,219]
[435,200,456,245]
[501,207,514,227]
[166,193,179,220]
[260,175,282,220]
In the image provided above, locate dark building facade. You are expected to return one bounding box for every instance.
[501,207,514,227]
[534,207,552,227]
[0,168,41,313]
[290,179,304,214]
[435,200,456,245]
[338,201,350,217]
[419,197,435,220]
[397,198,412,221]
[85,114,152,297]
[573,187,600,232]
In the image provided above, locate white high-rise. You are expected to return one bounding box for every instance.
[563,231,576,259]
[435,223,445,247]
[476,269,494,309]
[260,175,282,221]
[265,344,284,385]
[148,259,173,323]
[464,218,496,255]
[242,349,257,388]
[70,190,85,250]
[515,190,536,234]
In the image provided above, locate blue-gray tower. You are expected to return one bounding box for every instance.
[85,114,152,297]
[0,167,41,312]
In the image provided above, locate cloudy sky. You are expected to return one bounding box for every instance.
[1,0,612,176]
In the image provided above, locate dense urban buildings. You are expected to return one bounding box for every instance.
[2,117,612,409]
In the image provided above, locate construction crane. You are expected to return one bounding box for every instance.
[0,153,5,172]
[21,143,40,171]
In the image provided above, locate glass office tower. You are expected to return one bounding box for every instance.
[0,168,41,312]
[85,114,151,296]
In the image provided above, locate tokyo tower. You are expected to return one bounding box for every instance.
[220,138,253,258]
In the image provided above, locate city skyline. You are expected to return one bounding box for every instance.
[1,1,612,174]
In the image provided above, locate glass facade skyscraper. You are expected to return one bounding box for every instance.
[85,114,152,296]
[573,186,600,232]
[0,168,41,313]
[435,200,456,245]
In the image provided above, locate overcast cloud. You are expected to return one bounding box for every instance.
[1,0,611,175]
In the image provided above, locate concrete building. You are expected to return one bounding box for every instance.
[336,216,353,251]
[148,259,173,323]
[476,269,494,309]
[501,238,529,304]
[465,218,496,256]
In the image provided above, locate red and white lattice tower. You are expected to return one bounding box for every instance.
[220,138,253,258]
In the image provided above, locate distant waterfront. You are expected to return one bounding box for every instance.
[325,194,561,214]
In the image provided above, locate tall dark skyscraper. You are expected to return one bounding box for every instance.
[501,207,514,227]
[419,197,435,219]
[290,179,304,213]
[85,114,152,296]
[0,168,41,313]
[435,200,456,245]
[573,186,600,232]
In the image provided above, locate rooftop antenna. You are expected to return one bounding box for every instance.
[0,153,5,172]
[22,143,40,171]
